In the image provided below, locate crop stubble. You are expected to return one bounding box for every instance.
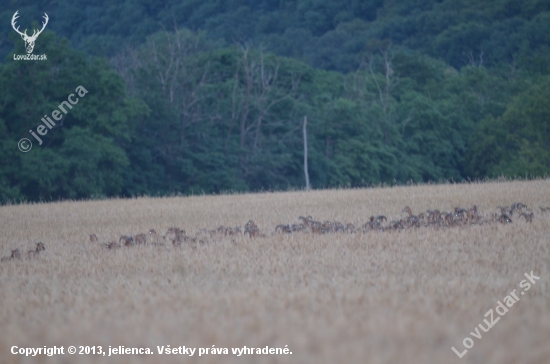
[1,179,549,364]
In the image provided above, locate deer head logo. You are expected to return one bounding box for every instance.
[11,11,49,54]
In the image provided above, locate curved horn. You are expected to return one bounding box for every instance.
[11,10,28,37]
[33,13,49,38]
[28,13,49,40]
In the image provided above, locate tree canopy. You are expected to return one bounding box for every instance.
[0,0,548,203]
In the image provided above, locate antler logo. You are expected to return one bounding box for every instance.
[11,10,49,54]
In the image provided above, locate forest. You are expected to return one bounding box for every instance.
[0,0,549,202]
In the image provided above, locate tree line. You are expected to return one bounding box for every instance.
[0,0,549,203]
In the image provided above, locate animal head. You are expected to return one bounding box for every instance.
[11,249,21,259]
[11,11,49,54]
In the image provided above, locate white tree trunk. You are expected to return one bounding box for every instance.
[303,116,310,191]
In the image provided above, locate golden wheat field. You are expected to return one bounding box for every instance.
[1,179,550,364]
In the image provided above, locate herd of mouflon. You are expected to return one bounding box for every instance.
[87,203,549,249]
[1,242,45,262]
[2,203,549,259]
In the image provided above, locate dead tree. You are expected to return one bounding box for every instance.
[235,44,300,152]
[303,116,310,191]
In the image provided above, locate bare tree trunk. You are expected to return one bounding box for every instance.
[303,116,310,191]
[239,45,252,150]
[366,47,398,146]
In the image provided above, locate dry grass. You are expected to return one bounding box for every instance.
[1,179,550,364]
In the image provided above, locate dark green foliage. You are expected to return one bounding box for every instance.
[0,1,548,203]
[0,30,147,202]
[466,77,550,178]
[2,0,549,72]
